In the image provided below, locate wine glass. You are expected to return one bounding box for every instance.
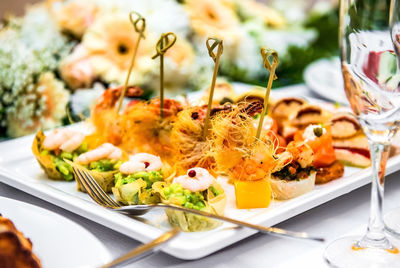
[324,0,400,266]
[385,0,400,239]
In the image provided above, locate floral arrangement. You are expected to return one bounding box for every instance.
[0,0,338,138]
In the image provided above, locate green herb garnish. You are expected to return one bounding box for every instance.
[313,127,323,137]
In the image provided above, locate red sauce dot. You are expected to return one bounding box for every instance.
[144,162,150,168]
[188,170,196,177]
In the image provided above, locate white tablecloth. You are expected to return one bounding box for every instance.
[1,85,400,267]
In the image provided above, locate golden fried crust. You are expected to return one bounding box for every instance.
[0,216,41,268]
[315,160,345,184]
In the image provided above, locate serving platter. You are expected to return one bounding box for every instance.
[1,84,400,260]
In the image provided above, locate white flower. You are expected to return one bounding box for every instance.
[6,72,70,137]
[0,5,72,137]
[97,0,190,37]
[142,36,198,94]
[243,20,316,59]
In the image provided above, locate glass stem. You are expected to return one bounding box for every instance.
[359,141,392,248]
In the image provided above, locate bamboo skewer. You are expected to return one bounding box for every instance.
[255,48,279,141]
[116,11,146,113]
[202,38,224,140]
[152,32,177,118]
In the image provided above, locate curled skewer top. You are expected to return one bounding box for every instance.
[151,32,177,59]
[206,38,224,62]
[129,11,146,38]
[260,47,279,79]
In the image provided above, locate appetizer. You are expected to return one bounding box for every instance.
[0,215,41,268]
[169,105,220,174]
[231,143,275,208]
[209,103,287,208]
[294,124,344,184]
[32,129,87,181]
[330,113,371,167]
[289,105,331,127]
[209,101,263,174]
[252,114,287,152]
[73,143,126,192]
[270,97,306,140]
[153,167,226,232]
[89,86,182,159]
[120,98,182,158]
[271,97,306,120]
[270,142,316,200]
[112,153,170,205]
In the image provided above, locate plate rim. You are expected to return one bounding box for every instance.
[0,195,113,266]
[304,57,348,104]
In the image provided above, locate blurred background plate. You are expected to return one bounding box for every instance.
[0,196,112,268]
[304,57,348,104]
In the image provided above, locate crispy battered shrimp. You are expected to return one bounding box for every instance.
[173,167,214,192]
[119,153,163,174]
[43,129,84,153]
[76,143,122,165]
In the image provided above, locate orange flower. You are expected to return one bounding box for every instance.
[185,0,240,40]
[51,0,98,37]
[83,12,154,84]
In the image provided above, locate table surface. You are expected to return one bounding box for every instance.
[1,85,400,268]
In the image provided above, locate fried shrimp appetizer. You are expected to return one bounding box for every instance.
[207,102,291,208]
[169,105,216,174]
[88,85,183,159]
[120,98,182,158]
[207,101,264,174]
[88,86,143,147]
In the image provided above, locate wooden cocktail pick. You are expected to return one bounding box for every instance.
[116,11,146,113]
[151,32,177,118]
[202,37,224,140]
[255,47,279,140]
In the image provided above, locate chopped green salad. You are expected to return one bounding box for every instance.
[114,171,163,189]
[40,142,88,181]
[112,170,163,205]
[162,183,217,211]
[87,159,122,172]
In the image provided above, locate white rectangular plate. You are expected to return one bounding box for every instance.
[1,87,400,260]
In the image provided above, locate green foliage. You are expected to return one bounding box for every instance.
[275,9,339,87]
